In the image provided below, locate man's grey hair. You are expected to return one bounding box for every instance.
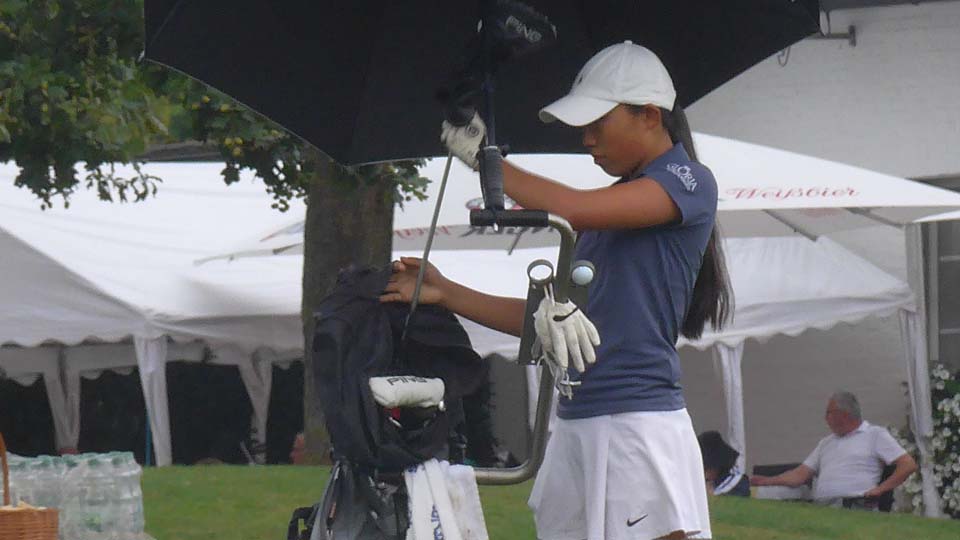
[831,390,862,420]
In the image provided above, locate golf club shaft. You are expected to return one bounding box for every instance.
[401,153,455,342]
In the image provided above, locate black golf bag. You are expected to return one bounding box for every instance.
[288,265,486,540]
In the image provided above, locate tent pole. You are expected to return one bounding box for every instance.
[846,208,902,228]
[762,210,818,241]
[145,410,153,467]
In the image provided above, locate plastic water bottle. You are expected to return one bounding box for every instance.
[107,452,145,540]
[8,460,33,506]
[31,456,61,509]
[110,454,135,537]
[80,457,117,539]
[124,453,145,534]
[5,460,22,505]
[0,456,9,504]
[61,456,84,540]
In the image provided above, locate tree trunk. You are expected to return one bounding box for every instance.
[301,155,394,463]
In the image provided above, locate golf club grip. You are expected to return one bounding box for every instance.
[469,209,550,228]
[479,146,505,210]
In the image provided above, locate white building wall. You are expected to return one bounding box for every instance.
[688,1,960,179]
[680,3,959,468]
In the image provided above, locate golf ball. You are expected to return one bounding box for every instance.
[571,265,594,286]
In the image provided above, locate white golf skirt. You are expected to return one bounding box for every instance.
[528,409,711,540]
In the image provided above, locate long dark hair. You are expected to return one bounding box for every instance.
[631,104,733,339]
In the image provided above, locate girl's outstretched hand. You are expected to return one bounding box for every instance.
[380,257,448,306]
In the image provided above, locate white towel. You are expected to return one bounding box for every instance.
[439,462,488,540]
[405,463,440,540]
[405,460,461,540]
[404,459,488,540]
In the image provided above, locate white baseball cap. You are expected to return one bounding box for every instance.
[539,41,676,126]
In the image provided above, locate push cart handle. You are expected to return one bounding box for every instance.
[474,212,579,485]
[469,210,574,301]
[469,209,549,228]
[473,365,556,485]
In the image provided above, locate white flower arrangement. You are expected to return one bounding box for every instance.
[892,363,960,517]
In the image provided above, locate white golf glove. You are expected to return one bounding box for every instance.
[533,284,601,374]
[440,111,486,171]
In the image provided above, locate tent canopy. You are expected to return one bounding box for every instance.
[0,163,304,351]
[688,236,915,349]
[0,135,950,494]
[4,132,958,351]
[425,237,915,358]
[204,132,960,259]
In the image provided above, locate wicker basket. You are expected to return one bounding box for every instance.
[0,433,59,540]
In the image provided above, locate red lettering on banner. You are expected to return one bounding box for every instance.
[394,228,419,239]
[727,188,758,199]
[394,226,453,239]
[726,187,860,200]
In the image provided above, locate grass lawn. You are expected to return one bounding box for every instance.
[144,465,960,540]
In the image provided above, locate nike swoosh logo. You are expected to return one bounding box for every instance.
[552,306,581,322]
[626,515,648,527]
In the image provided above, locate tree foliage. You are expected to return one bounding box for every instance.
[1,0,431,463]
[177,83,427,212]
[0,0,168,207]
[0,0,427,210]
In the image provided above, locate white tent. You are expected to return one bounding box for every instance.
[0,135,955,516]
[205,133,960,259]
[461,238,938,516]
[0,165,305,465]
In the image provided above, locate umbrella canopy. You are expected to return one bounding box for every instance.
[143,0,820,164]
[197,132,960,263]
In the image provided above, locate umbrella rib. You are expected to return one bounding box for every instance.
[144,0,189,52]
[761,210,818,241]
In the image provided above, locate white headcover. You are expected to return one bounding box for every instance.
[539,40,676,126]
[369,375,445,409]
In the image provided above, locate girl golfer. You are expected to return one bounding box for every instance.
[382,41,731,540]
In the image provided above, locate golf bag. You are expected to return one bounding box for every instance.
[288,265,486,540]
[288,460,408,540]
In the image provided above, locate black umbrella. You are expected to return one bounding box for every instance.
[144,3,822,483]
[143,0,820,166]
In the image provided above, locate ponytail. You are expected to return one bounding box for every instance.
[660,105,733,339]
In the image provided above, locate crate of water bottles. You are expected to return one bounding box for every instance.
[2,452,148,540]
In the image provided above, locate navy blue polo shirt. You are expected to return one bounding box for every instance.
[558,143,717,419]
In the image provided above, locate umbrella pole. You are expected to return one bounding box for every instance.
[481,0,497,147]
[477,0,506,213]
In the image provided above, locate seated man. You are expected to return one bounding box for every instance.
[751,391,917,509]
